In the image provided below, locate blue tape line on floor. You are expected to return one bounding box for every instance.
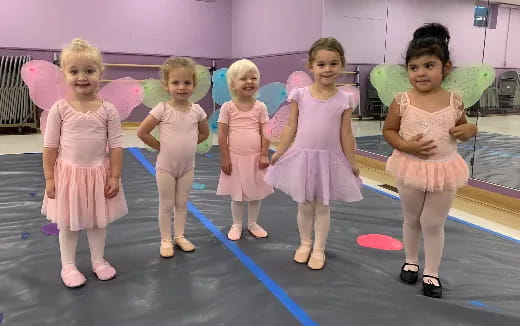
[362,184,520,244]
[127,147,318,326]
[468,300,501,311]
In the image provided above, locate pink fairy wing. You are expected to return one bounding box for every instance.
[20,60,67,111]
[338,85,360,109]
[286,71,313,94]
[263,103,291,142]
[98,77,144,120]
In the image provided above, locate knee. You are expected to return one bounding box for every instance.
[159,199,175,212]
[420,219,445,235]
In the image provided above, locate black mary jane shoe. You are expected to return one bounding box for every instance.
[400,262,419,284]
[422,274,442,298]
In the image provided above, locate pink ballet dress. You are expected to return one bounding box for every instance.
[265,87,363,205]
[41,100,128,231]
[386,92,469,192]
[150,102,207,178]
[216,100,274,201]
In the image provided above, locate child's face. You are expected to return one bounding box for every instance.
[407,55,449,92]
[309,49,342,87]
[232,70,259,99]
[165,67,195,102]
[62,56,101,97]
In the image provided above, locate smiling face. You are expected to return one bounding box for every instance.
[308,49,342,87]
[62,55,101,98]
[164,67,196,103]
[231,69,259,99]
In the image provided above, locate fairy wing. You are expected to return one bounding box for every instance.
[140,78,169,109]
[196,133,213,154]
[98,77,144,120]
[190,64,211,103]
[263,103,290,142]
[370,64,412,106]
[441,63,496,108]
[212,68,231,105]
[337,85,361,109]
[257,82,287,116]
[20,60,67,110]
[286,71,313,94]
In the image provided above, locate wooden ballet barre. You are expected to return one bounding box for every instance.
[101,79,146,82]
[336,83,358,86]
[103,63,161,68]
[341,71,358,75]
[103,63,211,69]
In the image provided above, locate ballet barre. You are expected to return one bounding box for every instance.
[103,63,161,68]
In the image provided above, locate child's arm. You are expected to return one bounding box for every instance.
[449,104,477,141]
[137,115,161,151]
[42,105,61,199]
[340,109,359,176]
[270,100,298,164]
[197,119,210,144]
[259,123,270,169]
[382,100,436,159]
[106,107,124,198]
[43,148,58,199]
[218,122,232,175]
[106,148,123,198]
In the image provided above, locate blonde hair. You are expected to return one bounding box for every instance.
[60,38,103,71]
[160,57,197,85]
[307,37,346,68]
[226,59,260,98]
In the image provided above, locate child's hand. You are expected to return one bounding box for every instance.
[352,165,360,177]
[221,158,232,175]
[105,177,120,198]
[259,155,270,169]
[270,151,283,165]
[404,134,436,159]
[45,179,56,199]
[449,124,477,141]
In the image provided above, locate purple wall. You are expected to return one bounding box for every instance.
[0,0,232,58]
[323,0,520,68]
[231,0,323,58]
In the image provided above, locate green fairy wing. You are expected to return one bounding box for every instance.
[190,65,211,103]
[369,64,412,106]
[442,64,496,108]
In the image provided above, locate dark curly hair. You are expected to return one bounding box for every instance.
[405,23,451,66]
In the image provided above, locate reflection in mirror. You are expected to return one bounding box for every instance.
[323,0,389,152]
[474,0,520,190]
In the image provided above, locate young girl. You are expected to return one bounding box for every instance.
[382,23,477,298]
[42,38,128,288]
[137,57,209,258]
[266,38,363,270]
[217,59,273,241]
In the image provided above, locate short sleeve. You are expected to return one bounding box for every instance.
[149,102,165,121]
[258,101,269,123]
[43,102,62,148]
[193,104,207,122]
[217,102,231,124]
[287,87,302,103]
[452,92,465,119]
[394,92,409,116]
[105,103,123,148]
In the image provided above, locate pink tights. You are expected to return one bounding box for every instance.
[396,181,456,277]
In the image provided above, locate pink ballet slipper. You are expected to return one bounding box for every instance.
[92,259,117,281]
[247,223,268,238]
[293,245,312,264]
[61,265,86,288]
[174,236,195,252]
[227,224,242,241]
[307,251,326,270]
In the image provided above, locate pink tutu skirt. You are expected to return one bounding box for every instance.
[217,152,273,201]
[386,150,469,192]
[42,159,128,231]
[265,149,363,205]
